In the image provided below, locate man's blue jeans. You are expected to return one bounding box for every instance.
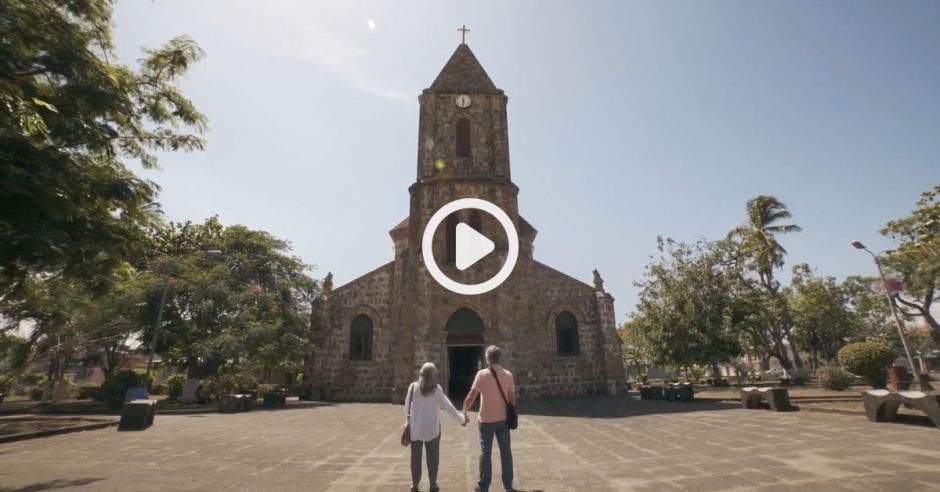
[478,420,513,491]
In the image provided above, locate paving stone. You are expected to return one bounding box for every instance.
[0,397,938,490]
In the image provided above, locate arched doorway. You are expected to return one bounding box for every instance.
[445,308,484,402]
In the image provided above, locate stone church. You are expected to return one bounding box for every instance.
[310,42,625,403]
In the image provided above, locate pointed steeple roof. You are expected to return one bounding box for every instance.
[426,44,502,94]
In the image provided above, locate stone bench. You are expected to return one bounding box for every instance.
[639,385,664,400]
[740,387,791,411]
[119,399,157,430]
[862,389,940,428]
[664,383,694,402]
[219,394,255,413]
[262,392,287,408]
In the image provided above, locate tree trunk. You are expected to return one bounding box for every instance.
[41,357,58,404]
[769,331,795,373]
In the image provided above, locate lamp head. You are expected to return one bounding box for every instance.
[851,241,866,250]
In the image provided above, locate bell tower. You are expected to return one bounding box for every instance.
[401,40,532,286]
[416,43,511,182]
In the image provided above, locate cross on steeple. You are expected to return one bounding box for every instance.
[458,25,470,44]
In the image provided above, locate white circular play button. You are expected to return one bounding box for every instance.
[422,198,519,295]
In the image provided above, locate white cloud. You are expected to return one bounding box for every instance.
[195,2,410,102]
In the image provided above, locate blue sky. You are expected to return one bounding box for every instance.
[113,1,939,321]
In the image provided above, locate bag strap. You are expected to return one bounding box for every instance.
[406,382,415,421]
[488,367,510,407]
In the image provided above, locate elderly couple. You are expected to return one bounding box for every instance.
[403,345,516,492]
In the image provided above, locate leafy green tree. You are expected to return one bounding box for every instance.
[146,217,317,380]
[0,269,149,401]
[0,0,206,298]
[788,264,859,370]
[841,275,894,341]
[881,185,940,346]
[631,237,743,376]
[0,333,29,392]
[618,320,653,379]
[728,195,804,372]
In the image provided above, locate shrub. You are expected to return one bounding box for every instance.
[76,386,100,400]
[29,386,44,401]
[167,374,186,400]
[837,342,895,389]
[98,371,144,409]
[21,372,45,385]
[150,383,167,395]
[639,373,649,383]
[204,369,258,400]
[257,384,284,396]
[817,365,853,391]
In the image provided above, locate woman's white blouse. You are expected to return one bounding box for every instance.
[404,383,465,441]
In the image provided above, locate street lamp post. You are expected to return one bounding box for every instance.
[851,241,919,389]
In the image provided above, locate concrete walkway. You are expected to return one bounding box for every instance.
[0,396,938,491]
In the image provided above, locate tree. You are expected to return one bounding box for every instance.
[788,264,859,370]
[0,269,148,401]
[881,185,940,347]
[618,320,652,378]
[631,237,743,376]
[841,275,894,341]
[146,218,317,380]
[728,195,804,372]
[0,0,206,298]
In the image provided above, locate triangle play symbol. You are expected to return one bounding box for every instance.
[455,222,495,271]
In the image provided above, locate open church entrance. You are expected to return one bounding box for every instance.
[445,308,484,403]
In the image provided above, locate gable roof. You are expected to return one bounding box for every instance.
[426,44,502,94]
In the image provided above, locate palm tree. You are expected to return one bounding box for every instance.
[728,196,802,290]
[729,196,805,372]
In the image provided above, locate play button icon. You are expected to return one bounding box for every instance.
[422,198,519,295]
[455,223,495,271]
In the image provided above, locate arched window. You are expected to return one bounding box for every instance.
[468,210,482,233]
[445,213,458,262]
[349,315,373,361]
[555,311,579,356]
[456,118,471,157]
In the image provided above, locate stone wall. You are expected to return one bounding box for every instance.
[311,249,627,402]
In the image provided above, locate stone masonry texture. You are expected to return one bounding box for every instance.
[309,43,626,403]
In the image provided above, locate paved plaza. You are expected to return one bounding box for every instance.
[1,397,939,491]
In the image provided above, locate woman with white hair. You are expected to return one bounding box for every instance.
[403,362,466,492]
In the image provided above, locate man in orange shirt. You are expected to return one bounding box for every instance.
[463,345,516,492]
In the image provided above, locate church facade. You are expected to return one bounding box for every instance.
[309,43,626,403]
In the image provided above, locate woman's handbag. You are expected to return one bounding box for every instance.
[401,383,414,446]
[489,367,518,430]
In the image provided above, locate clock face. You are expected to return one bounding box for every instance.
[455,94,472,108]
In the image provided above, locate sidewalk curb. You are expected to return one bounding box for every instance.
[0,420,118,444]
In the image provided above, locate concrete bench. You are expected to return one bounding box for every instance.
[119,399,157,430]
[219,394,255,413]
[740,387,791,411]
[262,392,287,408]
[664,383,694,402]
[862,389,940,428]
[639,385,664,400]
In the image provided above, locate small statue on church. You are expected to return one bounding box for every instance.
[323,272,334,294]
[592,268,605,292]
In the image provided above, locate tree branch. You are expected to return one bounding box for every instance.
[894,295,927,317]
